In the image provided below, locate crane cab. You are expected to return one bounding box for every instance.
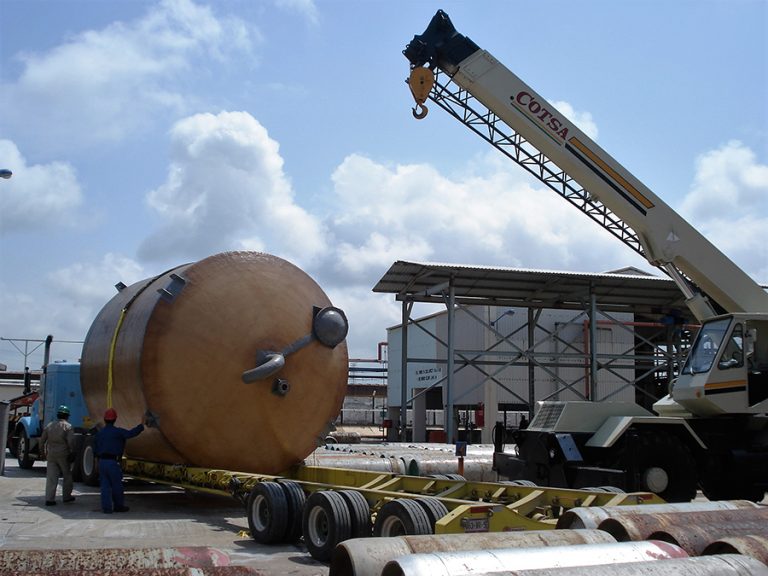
[657,313,768,416]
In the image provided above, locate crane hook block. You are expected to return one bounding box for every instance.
[408,67,434,119]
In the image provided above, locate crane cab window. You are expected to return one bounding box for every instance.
[717,323,744,370]
[683,317,731,375]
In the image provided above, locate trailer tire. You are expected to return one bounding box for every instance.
[78,435,99,486]
[247,482,289,544]
[502,479,538,487]
[16,429,35,469]
[338,490,372,538]
[302,491,352,562]
[444,473,466,481]
[279,481,306,543]
[415,496,449,529]
[374,498,432,537]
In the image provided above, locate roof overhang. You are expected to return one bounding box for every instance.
[373,260,693,318]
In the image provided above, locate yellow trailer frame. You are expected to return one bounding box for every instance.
[122,458,664,535]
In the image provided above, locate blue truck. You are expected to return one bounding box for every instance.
[12,361,100,484]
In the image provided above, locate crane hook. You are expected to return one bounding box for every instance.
[408,67,434,121]
[412,103,429,119]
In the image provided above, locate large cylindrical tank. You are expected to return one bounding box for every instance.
[81,251,348,474]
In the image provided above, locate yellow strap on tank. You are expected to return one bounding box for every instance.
[106,307,127,409]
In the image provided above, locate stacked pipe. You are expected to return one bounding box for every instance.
[331,503,768,576]
[311,442,502,481]
[597,506,768,556]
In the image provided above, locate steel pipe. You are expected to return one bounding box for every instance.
[598,508,768,555]
[330,529,616,576]
[380,540,687,576]
[702,535,768,566]
[462,555,768,576]
[556,500,758,530]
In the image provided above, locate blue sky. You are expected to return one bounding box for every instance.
[1,0,766,370]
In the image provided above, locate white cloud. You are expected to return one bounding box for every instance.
[274,0,319,25]
[0,140,83,233]
[1,0,257,151]
[321,152,636,287]
[680,141,768,282]
[139,111,327,267]
[0,253,145,367]
[551,100,599,140]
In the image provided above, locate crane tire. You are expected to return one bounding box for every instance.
[632,431,697,503]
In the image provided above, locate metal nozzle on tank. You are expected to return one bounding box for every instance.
[241,306,348,386]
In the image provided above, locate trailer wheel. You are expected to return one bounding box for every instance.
[302,490,352,562]
[16,429,35,469]
[502,479,538,487]
[338,490,372,538]
[279,481,306,543]
[444,473,466,481]
[631,431,697,503]
[373,498,432,537]
[415,496,449,529]
[247,481,289,544]
[78,435,99,486]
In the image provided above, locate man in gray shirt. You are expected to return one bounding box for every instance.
[40,405,76,506]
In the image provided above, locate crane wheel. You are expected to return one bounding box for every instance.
[630,431,697,503]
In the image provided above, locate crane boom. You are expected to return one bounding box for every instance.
[404,10,768,320]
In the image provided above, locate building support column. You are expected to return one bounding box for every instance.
[400,299,410,441]
[445,282,456,443]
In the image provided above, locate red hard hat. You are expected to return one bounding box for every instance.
[104,408,118,421]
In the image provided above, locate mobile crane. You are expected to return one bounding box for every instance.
[404,10,768,502]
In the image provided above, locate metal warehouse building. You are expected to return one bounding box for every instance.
[374,261,697,444]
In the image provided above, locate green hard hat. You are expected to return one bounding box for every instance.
[57,405,70,415]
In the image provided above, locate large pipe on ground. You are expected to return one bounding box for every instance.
[463,555,768,576]
[556,500,759,529]
[80,251,349,474]
[598,508,768,555]
[330,529,616,576]
[380,541,687,576]
[702,535,768,566]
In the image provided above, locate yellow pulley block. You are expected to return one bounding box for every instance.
[408,67,434,119]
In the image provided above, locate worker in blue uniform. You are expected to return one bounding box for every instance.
[94,408,144,513]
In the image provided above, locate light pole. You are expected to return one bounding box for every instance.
[0,169,12,179]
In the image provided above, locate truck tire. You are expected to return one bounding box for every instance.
[631,431,697,503]
[16,429,35,469]
[77,435,99,486]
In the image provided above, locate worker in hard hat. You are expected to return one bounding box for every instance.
[40,405,76,506]
[94,408,144,514]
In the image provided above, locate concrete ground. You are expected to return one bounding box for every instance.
[0,457,328,575]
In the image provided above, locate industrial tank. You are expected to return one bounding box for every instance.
[80,251,349,474]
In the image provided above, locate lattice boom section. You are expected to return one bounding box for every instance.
[429,71,646,259]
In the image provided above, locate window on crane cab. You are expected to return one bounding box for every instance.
[682,317,732,375]
[717,323,744,371]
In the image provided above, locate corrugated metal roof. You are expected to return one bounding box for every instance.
[372,260,691,316]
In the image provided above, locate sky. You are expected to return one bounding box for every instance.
[0,0,766,371]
